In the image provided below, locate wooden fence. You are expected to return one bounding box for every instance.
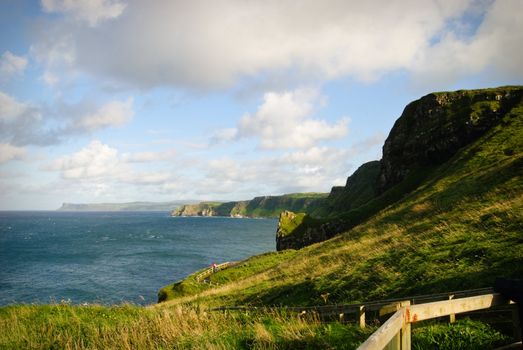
[211,287,498,325]
[210,287,520,349]
[357,293,520,350]
[195,261,238,282]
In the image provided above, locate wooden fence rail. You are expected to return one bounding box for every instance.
[210,288,519,348]
[357,293,517,350]
[211,287,496,325]
[195,261,238,282]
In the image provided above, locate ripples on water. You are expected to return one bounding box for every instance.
[0,211,277,305]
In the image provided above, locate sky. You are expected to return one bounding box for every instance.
[0,0,522,210]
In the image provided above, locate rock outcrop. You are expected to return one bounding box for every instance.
[276,211,345,250]
[378,87,523,193]
[172,203,221,216]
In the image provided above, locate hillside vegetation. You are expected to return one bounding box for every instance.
[160,86,523,307]
[172,193,327,218]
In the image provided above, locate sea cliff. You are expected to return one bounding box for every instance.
[277,86,523,250]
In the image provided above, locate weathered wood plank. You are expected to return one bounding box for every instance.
[401,322,411,350]
[406,293,509,323]
[358,309,405,350]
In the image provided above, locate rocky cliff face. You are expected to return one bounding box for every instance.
[172,203,219,216]
[277,86,523,251]
[378,87,523,193]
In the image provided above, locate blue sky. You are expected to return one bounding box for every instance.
[0,0,522,210]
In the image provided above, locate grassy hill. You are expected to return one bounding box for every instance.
[160,86,523,307]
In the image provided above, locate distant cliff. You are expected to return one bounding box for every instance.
[58,201,196,212]
[171,193,328,218]
[278,86,523,250]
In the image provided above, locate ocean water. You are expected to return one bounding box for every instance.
[0,211,277,306]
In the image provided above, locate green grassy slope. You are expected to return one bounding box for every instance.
[160,99,523,307]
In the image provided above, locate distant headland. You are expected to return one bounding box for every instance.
[57,200,198,212]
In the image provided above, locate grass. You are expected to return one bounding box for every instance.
[0,303,374,349]
[412,318,511,350]
[158,251,298,303]
[0,304,512,349]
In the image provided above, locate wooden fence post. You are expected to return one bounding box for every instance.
[384,332,400,350]
[401,321,411,350]
[359,305,366,329]
[401,301,411,350]
[449,295,455,323]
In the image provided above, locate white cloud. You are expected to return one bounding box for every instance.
[0,143,25,164]
[47,140,177,187]
[228,88,349,149]
[33,0,515,91]
[123,149,176,163]
[0,92,54,146]
[0,51,27,78]
[195,146,352,197]
[49,140,123,179]
[412,0,523,86]
[75,98,134,131]
[41,0,127,27]
[0,92,134,146]
[0,91,30,121]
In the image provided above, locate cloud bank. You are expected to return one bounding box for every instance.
[33,0,523,90]
[0,91,134,147]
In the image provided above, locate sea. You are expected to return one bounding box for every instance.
[0,211,277,306]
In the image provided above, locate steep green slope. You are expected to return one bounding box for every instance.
[172,193,327,218]
[160,87,523,307]
[278,86,523,249]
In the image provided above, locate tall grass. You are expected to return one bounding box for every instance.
[0,304,511,349]
[0,304,373,349]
